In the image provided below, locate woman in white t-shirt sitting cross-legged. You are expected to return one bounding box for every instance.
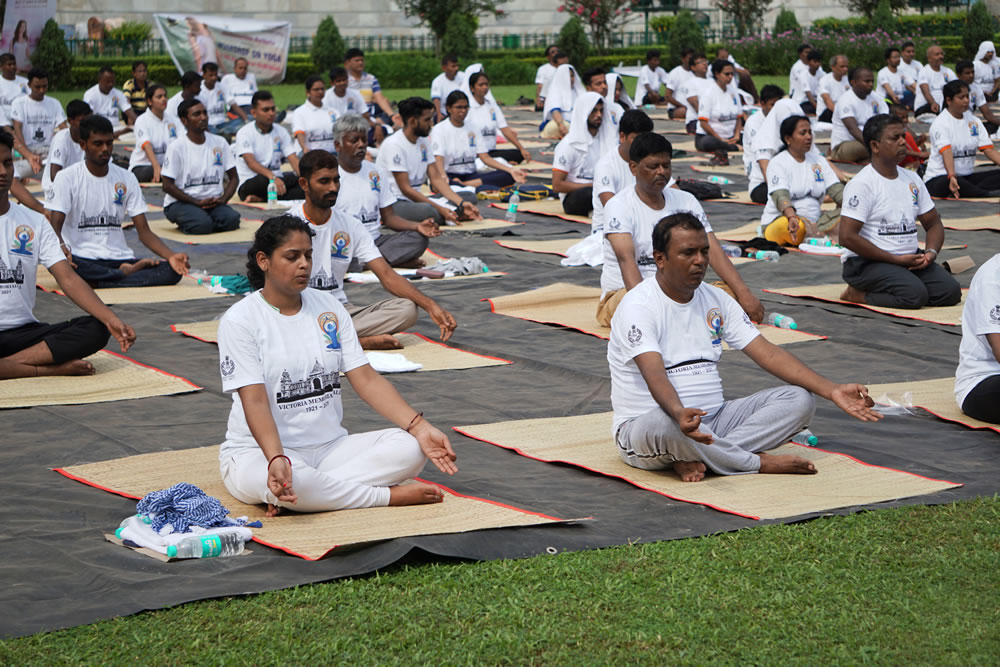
[955,253,1000,424]
[761,115,844,246]
[695,59,744,166]
[218,216,458,516]
[923,80,1000,199]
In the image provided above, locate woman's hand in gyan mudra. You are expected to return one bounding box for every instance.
[411,420,458,475]
[266,456,297,517]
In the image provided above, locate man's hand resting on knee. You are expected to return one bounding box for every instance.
[676,407,713,444]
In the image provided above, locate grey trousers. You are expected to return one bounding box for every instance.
[616,385,816,475]
[842,256,962,309]
[349,229,429,271]
[393,192,478,226]
[347,298,418,338]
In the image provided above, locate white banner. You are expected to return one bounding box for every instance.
[153,14,291,84]
[0,0,57,74]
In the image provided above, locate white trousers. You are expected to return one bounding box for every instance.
[220,428,427,512]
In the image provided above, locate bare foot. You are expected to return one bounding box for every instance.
[673,460,707,482]
[36,359,95,377]
[244,195,263,203]
[119,257,158,276]
[840,285,866,304]
[758,452,817,475]
[360,334,402,350]
[265,503,282,517]
[396,257,427,269]
[388,483,445,506]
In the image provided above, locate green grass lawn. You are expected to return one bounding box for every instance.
[2,497,997,661]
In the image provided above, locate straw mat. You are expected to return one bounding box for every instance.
[868,377,1000,435]
[57,445,569,560]
[689,164,746,176]
[454,412,961,520]
[763,284,966,326]
[145,217,264,244]
[0,351,200,408]
[36,266,231,304]
[493,237,577,256]
[491,199,590,224]
[443,218,522,232]
[940,215,1000,232]
[517,159,553,171]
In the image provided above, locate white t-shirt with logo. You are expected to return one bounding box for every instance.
[680,76,712,125]
[877,66,914,99]
[743,108,766,186]
[430,72,465,101]
[375,130,432,199]
[161,133,235,206]
[0,204,65,330]
[291,101,337,153]
[234,122,298,187]
[536,62,557,97]
[924,111,992,181]
[840,164,933,262]
[128,110,180,169]
[333,164,396,241]
[601,186,712,293]
[10,95,65,151]
[899,59,923,84]
[818,73,850,113]
[831,90,889,150]
[467,98,508,152]
[0,74,28,117]
[791,66,820,105]
[323,88,368,117]
[697,83,742,138]
[286,202,382,304]
[592,148,632,235]
[198,82,236,126]
[955,253,1000,406]
[49,162,146,261]
[41,128,85,200]
[218,289,371,462]
[635,65,668,100]
[665,65,692,95]
[430,119,482,176]
[165,91,187,120]
[83,85,129,129]
[221,72,258,107]
[915,65,956,110]
[762,149,839,227]
[552,136,601,201]
[968,81,988,113]
[608,277,760,431]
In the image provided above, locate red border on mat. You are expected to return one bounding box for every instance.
[488,202,591,225]
[170,323,218,345]
[762,287,967,325]
[52,468,570,561]
[101,349,203,390]
[493,238,569,257]
[891,404,1000,435]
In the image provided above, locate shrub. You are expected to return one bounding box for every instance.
[557,16,590,69]
[441,13,478,60]
[838,0,907,19]
[104,21,152,42]
[774,8,800,35]
[650,15,676,44]
[869,0,898,34]
[714,0,772,38]
[668,10,705,67]
[480,57,535,85]
[963,1,997,58]
[311,16,345,74]
[33,19,74,89]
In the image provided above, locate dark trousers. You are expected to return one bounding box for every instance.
[901,89,915,109]
[915,103,936,117]
[164,202,241,235]
[131,165,155,182]
[563,186,593,215]
[925,170,1000,198]
[488,148,525,164]
[842,255,961,309]
[818,108,833,123]
[348,230,429,271]
[800,101,816,115]
[750,182,767,204]
[238,172,304,202]
[985,121,999,135]
[72,255,183,289]
[695,133,742,153]
[447,169,514,189]
[0,316,108,363]
[962,374,1000,423]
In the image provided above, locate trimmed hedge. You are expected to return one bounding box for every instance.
[813,12,969,36]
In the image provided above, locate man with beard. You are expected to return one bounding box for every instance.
[376,97,480,226]
[287,149,457,350]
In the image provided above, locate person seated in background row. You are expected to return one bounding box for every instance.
[464,71,530,164]
[955,60,1000,135]
[660,48,694,120]
[0,130,137,380]
[291,76,337,154]
[592,109,655,235]
[216,215,457,517]
[898,41,923,90]
[744,84,784,204]
[678,53,711,135]
[830,67,888,164]
[839,114,961,310]
[121,61,148,117]
[762,115,844,246]
[754,97,811,189]
[234,91,303,203]
[534,45,561,112]
[289,149,458,350]
[955,252,1000,424]
[324,66,379,143]
[635,49,669,106]
[430,53,464,123]
[200,62,248,136]
[0,53,28,122]
[599,132,763,327]
[972,41,1000,102]
[914,45,956,118]
[541,62,583,140]
[83,66,135,136]
[552,91,616,216]
[716,46,759,103]
[344,47,402,142]
[695,59,744,165]
[166,70,203,119]
[878,47,916,109]
[221,57,258,115]
[48,116,189,288]
[42,100,90,201]
[890,102,928,168]
[788,43,812,96]
[791,49,824,115]
[10,67,65,182]
[161,99,241,235]
[922,80,1000,199]
[817,55,849,123]
[431,91,526,189]
[333,114,438,269]
[608,212,881,482]
[376,97,480,226]
[582,67,608,98]
[128,84,179,184]
[605,72,636,120]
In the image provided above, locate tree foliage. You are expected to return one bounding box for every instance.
[714,0,772,37]
[396,0,507,42]
[838,0,908,19]
[774,7,800,35]
[668,10,705,66]
[441,13,478,60]
[311,16,346,74]
[869,0,899,33]
[557,15,591,69]
[557,0,637,52]
[32,19,73,89]
[963,0,997,58]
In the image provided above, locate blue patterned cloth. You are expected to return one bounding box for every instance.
[136,483,261,533]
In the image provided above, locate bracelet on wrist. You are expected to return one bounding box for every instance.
[406,412,424,433]
[267,454,291,470]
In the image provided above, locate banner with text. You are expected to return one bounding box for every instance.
[0,0,57,73]
[153,14,291,84]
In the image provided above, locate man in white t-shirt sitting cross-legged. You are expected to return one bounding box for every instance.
[608,212,882,482]
[234,90,303,203]
[839,113,961,309]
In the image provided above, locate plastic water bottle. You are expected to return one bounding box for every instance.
[166,532,245,559]
[643,103,655,111]
[505,188,520,222]
[806,237,832,247]
[750,249,780,262]
[721,244,743,258]
[706,175,732,185]
[791,429,819,446]
[115,513,151,539]
[266,179,278,209]
[765,312,798,329]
